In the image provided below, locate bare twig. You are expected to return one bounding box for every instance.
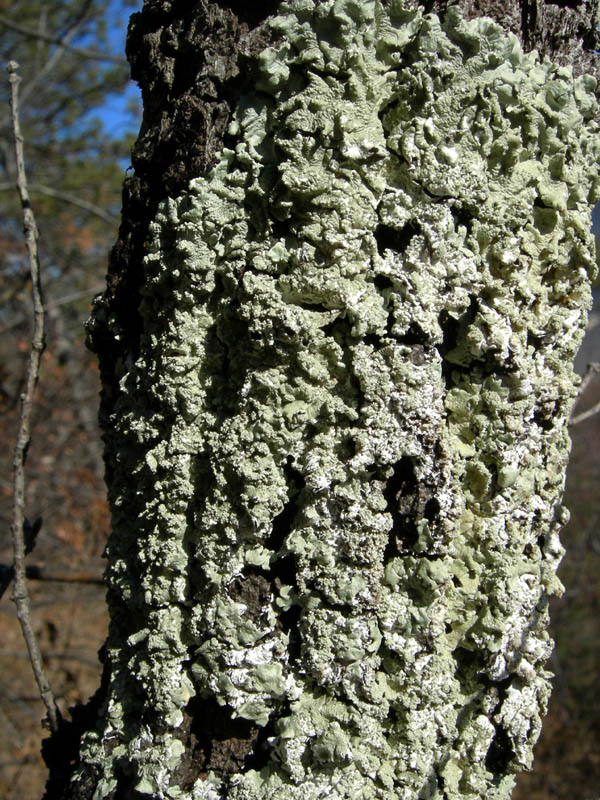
[0,283,107,336]
[570,362,600,426]
[578,361,600,398]
[19,0,97,107]
[26,182,119,224]
[571,399,600,425]
[0,650,103,669]
[1,563,104,600]
[0,13,127,64]
[44,283,107,310]
[19,15,84,108]
[0,4,109,136]
[23,565,104,585]
[7,61,59,733]
[0,181,119,224]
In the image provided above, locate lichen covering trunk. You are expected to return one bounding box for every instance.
[50,1,600,798]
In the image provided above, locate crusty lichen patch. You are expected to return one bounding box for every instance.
[78,1,599,798]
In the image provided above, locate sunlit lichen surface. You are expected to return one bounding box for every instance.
[79,1,599,798]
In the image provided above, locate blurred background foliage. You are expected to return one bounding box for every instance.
[0,2,598,798]
[0,1,139,794]
[0,0,138,560]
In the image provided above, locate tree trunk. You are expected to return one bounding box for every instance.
[43,1,600,798]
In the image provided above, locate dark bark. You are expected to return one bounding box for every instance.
[43,1,600,797]
[45,5,281,795]
[87,0,281,416]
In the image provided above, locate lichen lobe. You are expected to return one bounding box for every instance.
[78,1,599,799]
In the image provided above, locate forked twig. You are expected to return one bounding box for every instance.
[7,60,59,733]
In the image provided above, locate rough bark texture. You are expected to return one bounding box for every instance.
[43,1,600,798]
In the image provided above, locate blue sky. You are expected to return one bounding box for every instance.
[99,0,143,142]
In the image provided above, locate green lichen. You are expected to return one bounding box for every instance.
[76,1,599,798]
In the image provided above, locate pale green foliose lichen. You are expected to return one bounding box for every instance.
[76,1,599,798]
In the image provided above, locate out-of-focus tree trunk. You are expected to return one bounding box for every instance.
[42,1,600,798]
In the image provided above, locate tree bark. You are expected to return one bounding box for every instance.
[43,1,600,798]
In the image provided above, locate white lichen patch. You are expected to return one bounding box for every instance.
[78,1,599,798]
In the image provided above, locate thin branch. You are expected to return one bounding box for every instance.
[44,283,107,309]
[1,563,104,600]
[0,283,106,336]
[0,4,116,134]
[6,61,59,733]
[0,13,128,65]
[570,362,600,426]
[0,180,119,223]
[0,650,103,669]
[27,182,120,223]
[33,7,48,74]
[578,361,600,398]
[18,2,102,112]
[570,399,600,426]
[19,14,85,108]
[23,565,104,585]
